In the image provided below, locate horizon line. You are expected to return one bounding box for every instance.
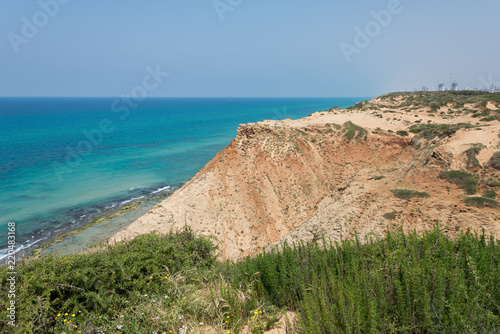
[0,96,372,99]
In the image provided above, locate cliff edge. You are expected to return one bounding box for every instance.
[109,92,500,259]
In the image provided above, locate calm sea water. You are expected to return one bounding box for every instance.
[0,97,365,258]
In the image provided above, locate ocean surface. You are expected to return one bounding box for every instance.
[0,97,366,259]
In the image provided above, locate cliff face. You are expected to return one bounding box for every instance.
[110,92,500,259]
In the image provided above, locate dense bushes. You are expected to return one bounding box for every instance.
[2,227,500,333]
[0,228,218,333]
[234,227,500,333]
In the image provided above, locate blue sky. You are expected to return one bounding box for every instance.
[0,0,499,97]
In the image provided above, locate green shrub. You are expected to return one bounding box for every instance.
[439,170,480,195]
[465,145,484,168]
[343,121,367,141]
[485,178,500,187]
[396,130,409,136]
[3,222,500,333]
[409,123,478,140]
[0,228,218,333]
[483,189,497,199]
[233,227,500,333]
[489,152,500,170]
[480,115,500,122]
[391,189,430,200]
[472,112,490,118]
[354,101,367,109]
[383,210,397,220]
[465,196,500,208]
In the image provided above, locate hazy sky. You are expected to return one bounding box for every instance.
[0,0,499,97]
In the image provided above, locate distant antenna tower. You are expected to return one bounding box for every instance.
[450,73,458,91]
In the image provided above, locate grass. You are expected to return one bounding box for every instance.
[439,170,480,195]
[1,228,220,333]
[368,176,385,181]
[465,144,484,169]
[465,196,500,208]
[485,178,500,187]
[379,91,500,113]
[483,189,497,199]
[409,123,479,140]
[480,115,500,122]
[391,189,430,200]
[382,210,397,220]
[2,227,500,333]
[342,121,367,141]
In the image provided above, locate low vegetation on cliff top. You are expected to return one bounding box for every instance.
[2,227,500,333]
[379,91,500,111]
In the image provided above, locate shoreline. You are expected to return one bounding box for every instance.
[1,97,359,264]
[0,185,178,264]
[37,195,168,257]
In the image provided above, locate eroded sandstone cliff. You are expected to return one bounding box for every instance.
[110,92,500,259]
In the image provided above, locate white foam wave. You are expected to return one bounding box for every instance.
[152,186,171,194]
[120,196,145,206]
[129,185,146,191]
[0,238,45,261]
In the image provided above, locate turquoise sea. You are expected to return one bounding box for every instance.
[0,97,366,259]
